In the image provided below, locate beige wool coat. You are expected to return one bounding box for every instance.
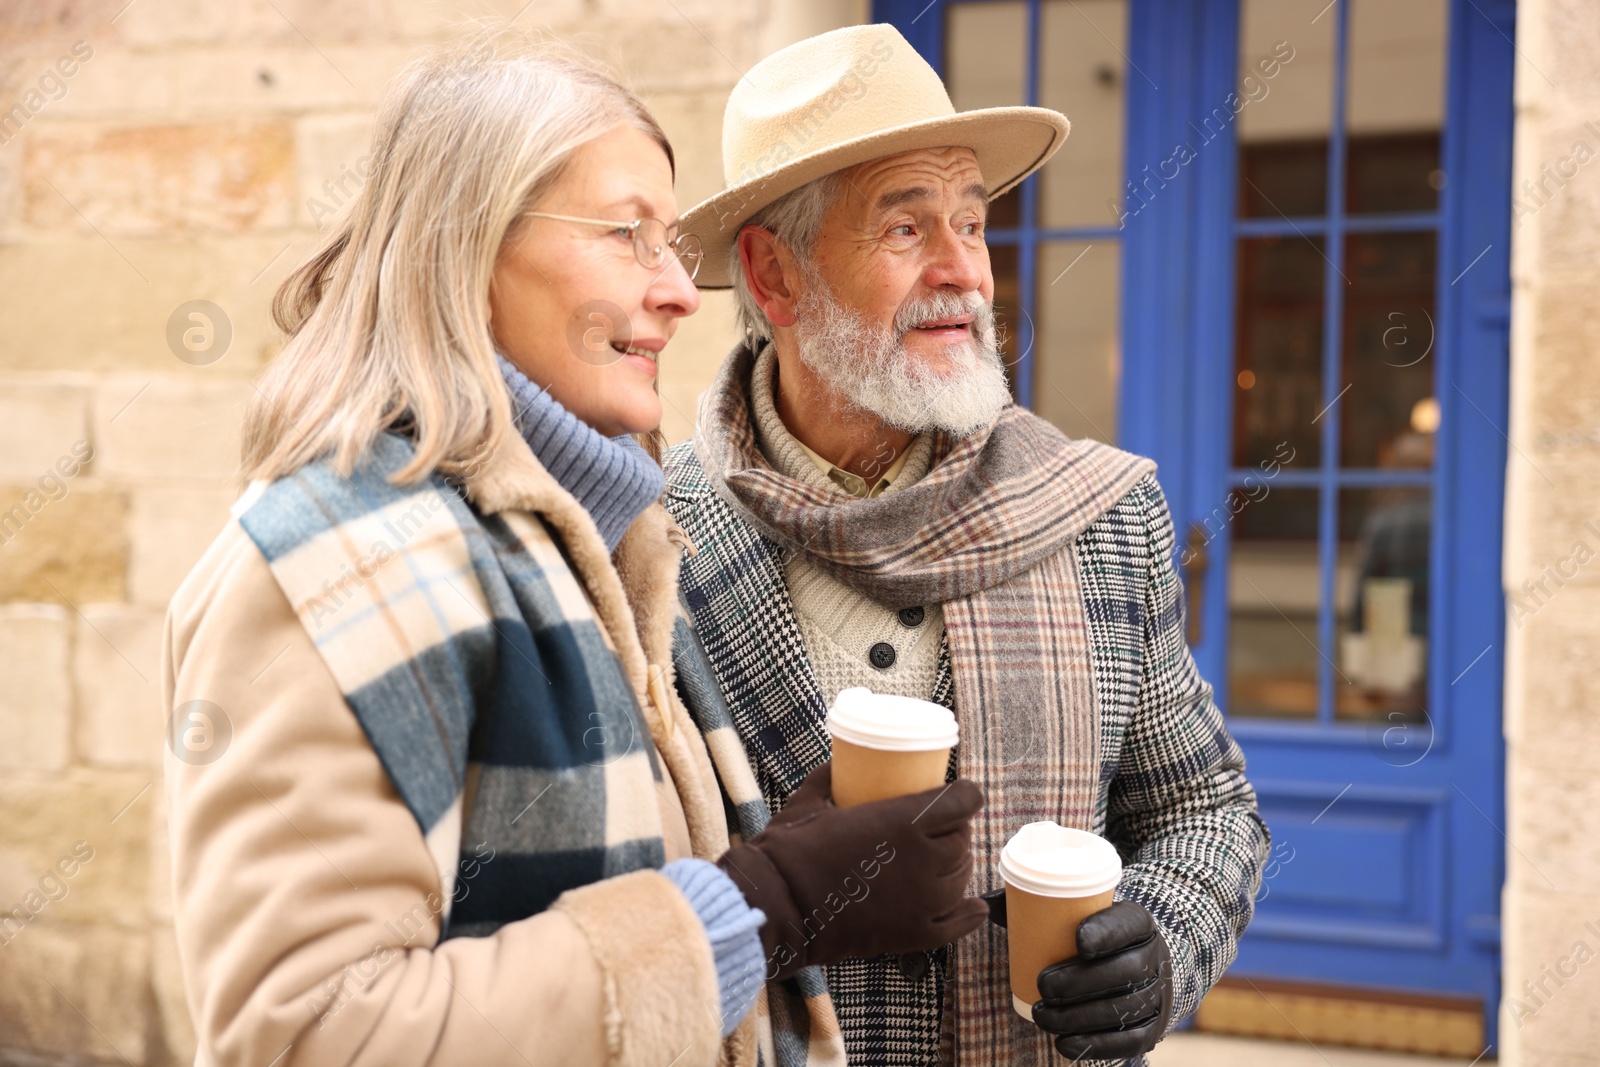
[162,430,761,1067]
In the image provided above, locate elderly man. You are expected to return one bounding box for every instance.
[664,24,1269,1067]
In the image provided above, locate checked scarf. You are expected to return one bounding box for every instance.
[238,433,670,939]
[693,343,1155,1065]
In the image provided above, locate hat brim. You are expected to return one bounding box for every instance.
[679,106,1070,289]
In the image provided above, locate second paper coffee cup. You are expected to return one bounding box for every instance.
[824,687,959,807]
[999,822,1123,1018]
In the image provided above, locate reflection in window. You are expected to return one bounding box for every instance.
[1342,231,1436,468]
[1337,487,1430,721]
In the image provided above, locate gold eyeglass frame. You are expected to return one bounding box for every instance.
[523,212,703,281]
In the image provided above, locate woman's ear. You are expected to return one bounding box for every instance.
[738,226,800,329]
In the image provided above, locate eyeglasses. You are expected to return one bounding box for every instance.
[523,212,703,281]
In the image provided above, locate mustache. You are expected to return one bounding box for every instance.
[892,290,993,338]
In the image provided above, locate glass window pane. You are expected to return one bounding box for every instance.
[1234,235,1325,468]
[945,2,1026,113]
[1240,141,1328,218]
[1237,0,1336,217]
[1348,135,1443,213]
[1347,0,1446,213]
[1229,487,1322,720]
[990,242,1023,397]
[1038,0,1128,229]
[1033,241,1119,443]
[1336,487,1430,723]
[1341,230,1437,468]
[947,2,1027,232]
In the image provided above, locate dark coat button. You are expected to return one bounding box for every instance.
[869,642,897,669]
[898,950,931,982]
[897,605,926,627]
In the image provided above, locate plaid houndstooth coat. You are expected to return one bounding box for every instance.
[665,440,1271,1067]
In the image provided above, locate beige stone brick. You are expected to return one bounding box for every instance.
[148,778,172,924]
[295,111,377,229]
[1509,759,1600,895]
[1500,886,1600,1060]
[151,921,197,1067]
[0,43,172,126]
[571,18,753,94]
[74,604,163,769]
[756,0,869,57]
[641,89,730,212]
[128,485,237,607]
[1524,277,1600,452]
[594,0,746,24]
[0,1,124,50]
[385,0,587,38]
[1542,0,1600,109]
[0,923,150,1064]
[91,375,251,485]
[0,234,295,375]
[118,0,392,49]
[24,120,296,234]
[659,290,734,445]
[0,483,127,603]
[48,46,417,120]
[0,127,20,241]
[1507,586,1600,765]
[0,379,90,481]
[0,770,153,928]
[0,605,71,772]
[1536,124,1600,279]
[1502,450,1600,588]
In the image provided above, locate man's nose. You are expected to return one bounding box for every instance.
[921,223,985,293]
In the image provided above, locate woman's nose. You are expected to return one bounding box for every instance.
[647,252,701,317]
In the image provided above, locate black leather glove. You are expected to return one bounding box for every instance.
[984,892,1173,1060]
[719,762,988,980]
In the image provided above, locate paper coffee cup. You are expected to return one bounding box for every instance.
[824,687,959,807]
[998,822,1123,1018]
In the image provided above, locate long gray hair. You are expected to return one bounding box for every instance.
[242,26,672,485]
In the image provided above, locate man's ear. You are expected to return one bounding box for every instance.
[738,226,800,329]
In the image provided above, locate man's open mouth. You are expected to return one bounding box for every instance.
[909,317,973,332]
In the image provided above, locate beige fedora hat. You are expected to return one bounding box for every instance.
[679,23,1070,289]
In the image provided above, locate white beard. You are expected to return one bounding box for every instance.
[792,272,1011,437]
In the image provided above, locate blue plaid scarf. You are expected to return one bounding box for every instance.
[237,433,668,937]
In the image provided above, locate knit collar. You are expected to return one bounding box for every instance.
[495,354,664,552]
[747,343,936,499]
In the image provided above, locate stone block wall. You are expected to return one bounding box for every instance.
[1506,0,1600,1063]
[0,0,860,1061]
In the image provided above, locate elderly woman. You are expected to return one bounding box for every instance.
[162,31,986,1067]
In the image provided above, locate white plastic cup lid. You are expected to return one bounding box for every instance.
[998,821,1122,897]
[824,687,960,752]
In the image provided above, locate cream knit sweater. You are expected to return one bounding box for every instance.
[749,346,945,709]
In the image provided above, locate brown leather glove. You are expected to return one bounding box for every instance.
[717,762,987,980]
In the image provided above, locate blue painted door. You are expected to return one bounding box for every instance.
[875,0,1512,1044]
